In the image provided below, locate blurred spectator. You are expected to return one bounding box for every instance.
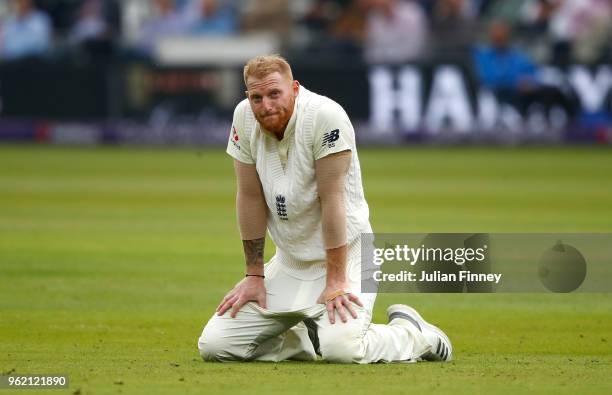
[428,0,480,57]
[0,0,52,61]
[68,0,121,61]
[362,0,427,64]
[519,0,565,63]
[69,0,108,44]
[240,0,291,39]
[327,1,366,54]
[473,21,538,93]
[184,0,238,35]
[520,0,559,33]
[473,20,575,116]
[433,0,476,21]
[301,0,365,55]
[548,0,612,63]
[519,0,612,64]
[302,0,352,35]
[137,0,186,55]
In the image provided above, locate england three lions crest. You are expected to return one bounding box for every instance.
[275,195,288,220]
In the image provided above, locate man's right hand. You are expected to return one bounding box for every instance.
[216,276,267,318]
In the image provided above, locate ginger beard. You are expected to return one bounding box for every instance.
[246,72,299,138]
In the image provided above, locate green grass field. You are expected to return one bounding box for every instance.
[1,145,611,395]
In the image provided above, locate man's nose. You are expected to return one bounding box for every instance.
[263,98,274,112]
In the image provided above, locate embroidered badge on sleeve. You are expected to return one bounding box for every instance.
[231,125,241,150]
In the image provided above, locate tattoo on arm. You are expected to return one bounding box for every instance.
[243,237,265,267]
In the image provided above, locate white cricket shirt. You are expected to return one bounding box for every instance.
[226,86,371,275]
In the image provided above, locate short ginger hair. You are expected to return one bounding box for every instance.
[243,54,293,86]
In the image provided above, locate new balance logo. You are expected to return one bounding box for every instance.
[276,195,288,220]
[321,129,340,148]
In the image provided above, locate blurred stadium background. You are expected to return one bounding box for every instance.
[0,0,610,144]
[1,1,612,394]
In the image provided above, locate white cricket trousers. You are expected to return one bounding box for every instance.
[197,249,431,364]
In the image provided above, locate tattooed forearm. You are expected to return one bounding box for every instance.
[242,237,265,267]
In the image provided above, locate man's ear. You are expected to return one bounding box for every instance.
[293,80,300,97]
[244,90,249,99]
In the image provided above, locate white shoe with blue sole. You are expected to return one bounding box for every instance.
[387,304,453,362]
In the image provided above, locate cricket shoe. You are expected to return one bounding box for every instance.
[387,304,453,362]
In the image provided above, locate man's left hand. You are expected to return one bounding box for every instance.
[317,283,363,324]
